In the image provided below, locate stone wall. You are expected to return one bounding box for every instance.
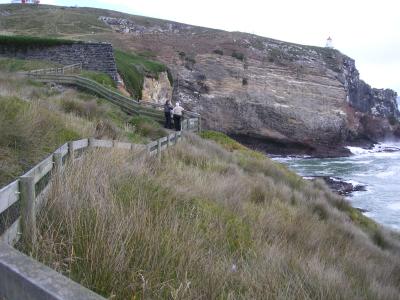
[0,42,118,81]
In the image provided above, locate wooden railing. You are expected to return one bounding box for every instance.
[24,68,201,130]
[0,131,184,300]
[25,63,83,75]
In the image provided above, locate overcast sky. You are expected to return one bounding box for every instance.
[2,0,399,94]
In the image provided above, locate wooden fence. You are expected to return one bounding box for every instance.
[0,63,202,299]
[24,66,201,129]
[26,63,83,75]
[0,129,191,299]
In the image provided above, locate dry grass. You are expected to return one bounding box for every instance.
[0,72,159,186]
[20,133,400,299]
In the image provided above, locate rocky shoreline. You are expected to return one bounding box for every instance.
[310,176,367,196]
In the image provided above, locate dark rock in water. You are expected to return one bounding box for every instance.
[356,207,369,213]
[310,176,366,196]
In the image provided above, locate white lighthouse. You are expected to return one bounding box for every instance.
[325,36,333,48]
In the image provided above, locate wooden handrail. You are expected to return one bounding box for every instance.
[24,68,200,124]
[0,129,198,299]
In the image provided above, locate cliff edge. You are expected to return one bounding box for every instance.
[1,4,398,156]
[99,17,399,156]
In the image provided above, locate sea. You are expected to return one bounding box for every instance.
[272,142,400,231]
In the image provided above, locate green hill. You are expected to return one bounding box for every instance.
[1,5,400,300]
[0,62,167,186]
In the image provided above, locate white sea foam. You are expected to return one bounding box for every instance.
[346,146,371,155]
[346,143,400,156]
[346,179,365,187]
[387,202,400,211]
[375,170,396,178]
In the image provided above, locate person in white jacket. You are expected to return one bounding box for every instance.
[172,102,184,131]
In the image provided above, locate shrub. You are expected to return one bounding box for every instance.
[129,115,166,139]
[242,78,248,85]
[178,51,186,59]
[95,119,119,140]
[388,115,398,126]
[0,35,77,48]
[61,98,104,120]
[0,96,80,186]
[231,51,245,61]
[184,56,196,70]
[213,49,224,55]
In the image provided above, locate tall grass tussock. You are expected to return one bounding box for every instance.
[0,71,162,185]
[19,132,400,299]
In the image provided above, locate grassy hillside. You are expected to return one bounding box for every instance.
[0,4,187,38]
[17,130,400,299]
[0,4,111,37]
[0,65,167,186]
[1,5,400,300]
[0,57,61,72]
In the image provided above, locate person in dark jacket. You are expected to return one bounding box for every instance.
[164,100,173,129]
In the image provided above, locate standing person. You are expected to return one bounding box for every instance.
[172,102,184,131]
[164,100,173,129]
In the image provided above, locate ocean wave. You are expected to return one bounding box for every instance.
[347,143,400,156]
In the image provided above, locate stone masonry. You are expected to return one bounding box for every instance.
[0,42,118,81]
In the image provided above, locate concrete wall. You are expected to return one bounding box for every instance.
[0,42,118,81]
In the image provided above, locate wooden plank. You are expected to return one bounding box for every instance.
[0,180,19,215]
[114,142,132,150]
[91,139,113,148]
[0,217,21,246]
[0,243,106,300]
[147,141,158,148]
[72,139,89,150]
[22,155,54,184]
[54,143,68,158]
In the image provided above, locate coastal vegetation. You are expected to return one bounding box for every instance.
[80,70,117,90]
[1,5,400,300]
[0,34,76,48]
[0,65,399,299]
[0,70,163,186]
[17,128,400,299]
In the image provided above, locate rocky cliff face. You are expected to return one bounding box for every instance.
[99,16,398,155]
[3,5,397,156]
[141,72,172,104]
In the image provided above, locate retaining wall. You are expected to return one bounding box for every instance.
[0,42,118,81]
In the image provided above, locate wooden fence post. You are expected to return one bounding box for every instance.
[167,134,171,147]
[19,176,36,244]
[157,139,162,159]
[174,132,178,144]
[198,117,201,132]
[68,141,75,162]
[88,137,95,147]
[53,152,63,173]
